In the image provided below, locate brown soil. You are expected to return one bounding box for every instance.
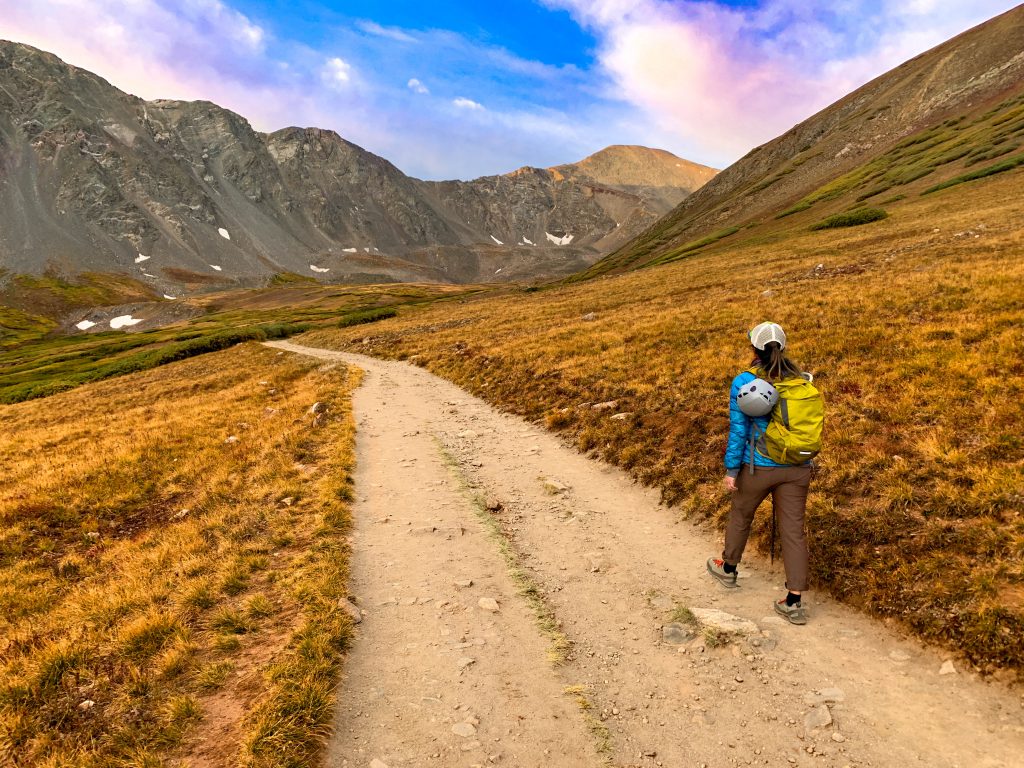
[269,340,1024,768]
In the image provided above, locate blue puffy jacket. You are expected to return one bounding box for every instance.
[724,370,788,477]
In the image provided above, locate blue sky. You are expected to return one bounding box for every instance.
[0,1,1019,179]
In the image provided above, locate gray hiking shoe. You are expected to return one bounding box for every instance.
[706,557,739,588]
[774,598,808,625]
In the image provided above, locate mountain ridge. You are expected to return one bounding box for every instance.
[0,40,716,295]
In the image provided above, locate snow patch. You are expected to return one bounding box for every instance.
[217,227,231,240]
[163,294,176,300]
[522,236,534,246]
[209,265,222,271]
[342,247,358,253]
[134,253,150,263]
[310,265,330,273]
[110,315,143,329]
[142,273,156,278]
[545,232,574,246]
[363,247,370,252]
[76,320,96,330]
[495,268,503,274]
[490,235,504,245]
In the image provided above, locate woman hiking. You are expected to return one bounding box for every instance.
[706,321,819,625]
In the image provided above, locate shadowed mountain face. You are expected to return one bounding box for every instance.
[587,5,1024,277]
[0,41,715,293]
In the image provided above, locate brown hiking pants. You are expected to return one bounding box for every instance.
[723,465,812,592]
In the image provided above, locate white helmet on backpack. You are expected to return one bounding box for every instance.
[736,378,779,417]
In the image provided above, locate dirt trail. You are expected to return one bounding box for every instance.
[266,340,1023,768]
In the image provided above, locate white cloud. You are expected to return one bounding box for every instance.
[453,97,484,110]
[407,77,429,94]
[357,20,418,43]
[322,56,352,87]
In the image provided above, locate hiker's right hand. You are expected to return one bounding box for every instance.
[723,476,738,493]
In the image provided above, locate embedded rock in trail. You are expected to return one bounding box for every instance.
[0,41,716,292]
[804,705,833,731]
[661,623,694,644]
[690,608,760,637]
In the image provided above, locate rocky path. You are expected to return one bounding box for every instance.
[267,340,1023,768]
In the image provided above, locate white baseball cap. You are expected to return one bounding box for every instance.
[749,321,787,350]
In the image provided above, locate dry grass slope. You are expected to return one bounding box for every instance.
[303,168,1024,677]
[0,344,359,766]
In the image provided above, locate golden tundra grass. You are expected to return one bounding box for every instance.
[0,343,359,766]
[304,168,1024,676]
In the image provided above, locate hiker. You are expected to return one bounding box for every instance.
[706,321,823,625]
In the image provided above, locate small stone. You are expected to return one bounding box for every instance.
[831,732,846,743]
[454,579,474,588]
[458,430,479,439]
[541,478,569,495]
[939,660,957,675]
[280,497,294,506]
[339,599,362,624]
[591,400,618,411]
[609,412,634,420]
[308,402,327,415]
[457,657,476,669]
[225,435,239,444]
[452,721,477,738]
[762,289,776,297]
[584,552,607,572]
[889,650,911,662]
[79,700,95,710]
[461,740,481,752]
[478,598,500,612]
[662,623,694,645]
[804,705,833,730]
[581,312,598,321]
[370,760,389,768]
[484,496,502,511]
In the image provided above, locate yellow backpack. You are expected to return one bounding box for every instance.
[748,369,824,464]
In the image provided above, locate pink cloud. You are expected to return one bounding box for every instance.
[546,0,1022,165]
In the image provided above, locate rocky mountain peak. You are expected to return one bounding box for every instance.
[0,40,717,296]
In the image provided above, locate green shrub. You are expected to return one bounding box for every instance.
[810,207,888,230]
[336,307,398,328]
[923,153,1024,194]
[775,200,814,219]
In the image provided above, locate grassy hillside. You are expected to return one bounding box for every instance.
[0,344,358,766]
[301,167,1024,677]
[588,7,1024,277]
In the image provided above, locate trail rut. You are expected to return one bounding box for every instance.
[266,340,1023,768]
